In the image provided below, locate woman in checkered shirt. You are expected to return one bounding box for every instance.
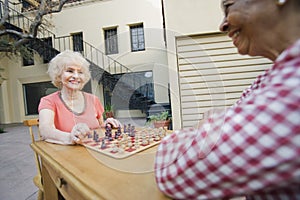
[155,0,300,199]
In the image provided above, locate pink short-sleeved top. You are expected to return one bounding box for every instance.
[38,91,104,132]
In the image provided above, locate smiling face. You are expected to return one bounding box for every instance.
[219,0,279,57]
[61,65,85,91]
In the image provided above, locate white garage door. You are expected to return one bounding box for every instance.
[177,33,272,128]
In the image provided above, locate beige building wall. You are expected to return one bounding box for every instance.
[0,57,10,124]
[50,0,169,104]
[163,0,224,129]
[0,54,49,123]
[0,0,169,124]
[0,51,110,124]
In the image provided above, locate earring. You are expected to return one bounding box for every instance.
[277,0,286,5]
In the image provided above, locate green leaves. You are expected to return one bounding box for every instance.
[148,111,169,122]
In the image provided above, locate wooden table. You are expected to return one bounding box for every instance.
[31,141,171,200]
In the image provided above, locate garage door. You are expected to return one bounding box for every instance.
[177,33,272,127]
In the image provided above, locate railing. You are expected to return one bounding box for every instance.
[53,35,131,74]
[0,1,3,18]
[0,0,54,39]
[51,35,153,111]
[1,0,154,111]
[2,0,22,14]
[52,35,152,93]
[0,0,130,75]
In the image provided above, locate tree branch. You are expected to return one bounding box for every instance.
[0,29,33,39]
[29,0,69,37]
[47,0,70,14]
[1,0,68,53]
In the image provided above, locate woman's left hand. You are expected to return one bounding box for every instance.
[105,118,122,128]
[71,123,91,144]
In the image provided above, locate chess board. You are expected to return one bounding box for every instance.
[82,126,167,159]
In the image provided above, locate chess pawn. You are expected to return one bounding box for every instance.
[130,131,135,137]
[135,141,140,149]
[119,145,125,154]
[101,139,106,149]
[87,132,92,138]
[111,143,118,153]
[120,143,126,151]
[123,124,127,133]
[135,135,139,142]
[127,138,132,148]
[155,134,160,141]
[142,138,148,145]
[93,131,97,140]
[95,133,100,142]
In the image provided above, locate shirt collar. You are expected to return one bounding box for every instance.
[276,39,300,63]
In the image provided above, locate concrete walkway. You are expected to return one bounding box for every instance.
[0,124,38,200]
[0,118,147,200]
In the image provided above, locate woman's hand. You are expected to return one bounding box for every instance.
[104,118,122,129]
[71,123,91,144]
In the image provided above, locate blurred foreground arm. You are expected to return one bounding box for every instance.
[155,53,300,199]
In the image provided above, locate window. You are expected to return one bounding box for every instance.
[21,1,35,12]
[0,2,3,17]
[110,71,154,110]
[23,81,92,115]
[23,82,57,115]
[130,24,145,52]
[22,48,34,66]
[72,32,83,53]
[104,28,118,55]
[41,37,53,63]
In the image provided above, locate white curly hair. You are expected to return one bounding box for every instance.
[47,50,91,89]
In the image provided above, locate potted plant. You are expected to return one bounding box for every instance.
[0,127,5,134]
[104,104,114,119]
[147,111,171,129]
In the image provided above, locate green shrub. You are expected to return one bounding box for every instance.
[0,127,5,134]
[147,111,170,123]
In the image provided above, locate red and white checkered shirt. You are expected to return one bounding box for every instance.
[155,40,300,200]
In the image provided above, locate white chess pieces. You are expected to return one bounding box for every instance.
[127,139,132,148]
[135,140,140,149]
[111,143,118,153]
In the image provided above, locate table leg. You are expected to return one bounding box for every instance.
[42,162,62,200]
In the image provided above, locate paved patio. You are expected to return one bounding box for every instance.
[0,118,147,200]
[0,124,38,200]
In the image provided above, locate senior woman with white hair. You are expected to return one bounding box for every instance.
[38,50,120,145]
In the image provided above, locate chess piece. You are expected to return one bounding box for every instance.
[135,141,140,149]
[101,139,106,149]
[111,143,118,153]
[123,124,127,133]
[114,131,119,139]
